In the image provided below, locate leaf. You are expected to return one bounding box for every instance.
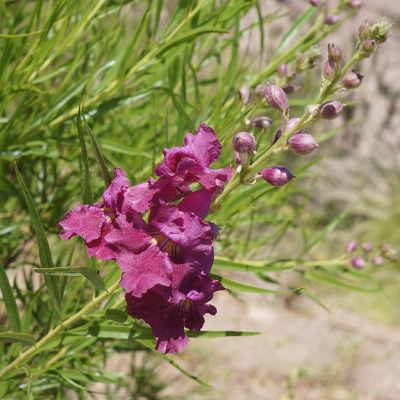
[14,162,61,315]
[0,261,21,332]
[187,330,262,338]
[33,266,107,291]
[81,105,112,188]
[210,273,306,294]
[212,256,291,272]
[136,339,212,387]
[156,26,230,57]
[304,269,380,293]
[275,6,316,55]
[76,105,93,205]
[168,68,195,131]
[0,333,35,346]
[299,204,355,257]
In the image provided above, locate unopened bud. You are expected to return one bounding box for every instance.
[323,60,337,80]
[346,240,358,253]
[324,15,340,25]
[252,116,273,130]
[319,101,344,120]
[351,257,366,269]
[309,0,321,7]
[288,134,318,155]
[371,256,385,265]
[239,84,251,105]
[255,84,267,98]
[360,40,376,57]
[232,132,256,154]
[265,83,289,115]
[349,0,364,8]
[358,20,370,42]
[282,84,300,95]
[370,18,393,44]
[259,166,295,187]
[343,72,363,89]
[286,70,297,80]
[328,43,343,64]
[208,222,220,240]
[272,118,302,144]
[277,63,288,76]
[362,242,373,253]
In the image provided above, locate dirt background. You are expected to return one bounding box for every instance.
[155,1,400,399]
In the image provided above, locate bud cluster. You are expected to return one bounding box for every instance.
[346,240,397,269]
[357,18,392,60]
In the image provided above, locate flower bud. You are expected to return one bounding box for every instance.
[277,63,288,76]
[346,240,358,253]
[324,15,340,26]
[360,40,376,57]
[318,101,344,120]
[370,18,392,44]
[371,256,385,266]
[351,257,366,269]
[239,84,251,105]
[265,83,289,115]
[349,0,363,8]
[288,134,318,155]
[362,242,373,253]
[309,0,321,7]
[252,116,273,130]
[282,84,300,95]
[232,132,256,154]
[255,84,267,98]
[272,118,302,144]
[343,72,363,89]
[323,60,336,80]
[328,43,343,64]
[358,20,370,42]
[286,70,297,80]
[259,166,295,187]
[208,222,220,240]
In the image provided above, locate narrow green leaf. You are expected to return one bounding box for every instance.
[0,333,35,346]
[136,339,212,387]
[81,105,112,188]
[187,330,262,338]
[299,204,355,257]
[219,106,254,142]
[156,26,229,57]
[168,68,195,131]
[304,270,380,293]
[14,162,61,315]
[213,256,291,272]
[76,105,93,205]
[0,261,21,332]
[33,266,107,291]
[210,273,306,294]
[0,30,43,38]
[275,6,315,55]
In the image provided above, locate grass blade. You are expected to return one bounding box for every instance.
[0,333,35,346]
[14,162,61,315]
[33,266,107,291]
[0,261,21,333]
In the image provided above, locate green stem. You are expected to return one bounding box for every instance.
[0,282,121,381]
[213,48,361,210]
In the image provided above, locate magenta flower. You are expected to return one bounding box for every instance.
[105,193,215,298]
[154,123,231,193]
[126,273,224,354]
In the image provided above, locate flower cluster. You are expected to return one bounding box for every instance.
[59,124,231,353]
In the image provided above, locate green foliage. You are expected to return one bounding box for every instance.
[0,0,388,398]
